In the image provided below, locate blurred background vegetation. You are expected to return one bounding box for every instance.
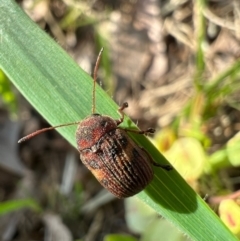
[1,0,240,240]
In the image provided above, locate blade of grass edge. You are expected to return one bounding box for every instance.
[0,1,237,241]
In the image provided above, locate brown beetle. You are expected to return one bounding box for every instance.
[18,48,172,198]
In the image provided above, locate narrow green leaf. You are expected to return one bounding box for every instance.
[193,0,206,90]
[0,199,41,216]
[205,60,240,94]
[0,1,237,240]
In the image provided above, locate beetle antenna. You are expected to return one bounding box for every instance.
[18,121,81,143]
[92,47,104,114]
[18,48,105,144]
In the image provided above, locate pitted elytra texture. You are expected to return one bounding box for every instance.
[76,115,155,198]
[89,159,100,169]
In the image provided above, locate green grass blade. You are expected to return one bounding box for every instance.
[0,1,237,240]
[0,199,41,216]
[193,0,206,90]
[205,59,240,94]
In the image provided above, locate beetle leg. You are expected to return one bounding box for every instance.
[116,103,155,135]
[116,102,128,125]
[116,102,172,170]
[140,147,172,171]
[119,126,172,170]
[120,127,155,135]
[117,103,155,135]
